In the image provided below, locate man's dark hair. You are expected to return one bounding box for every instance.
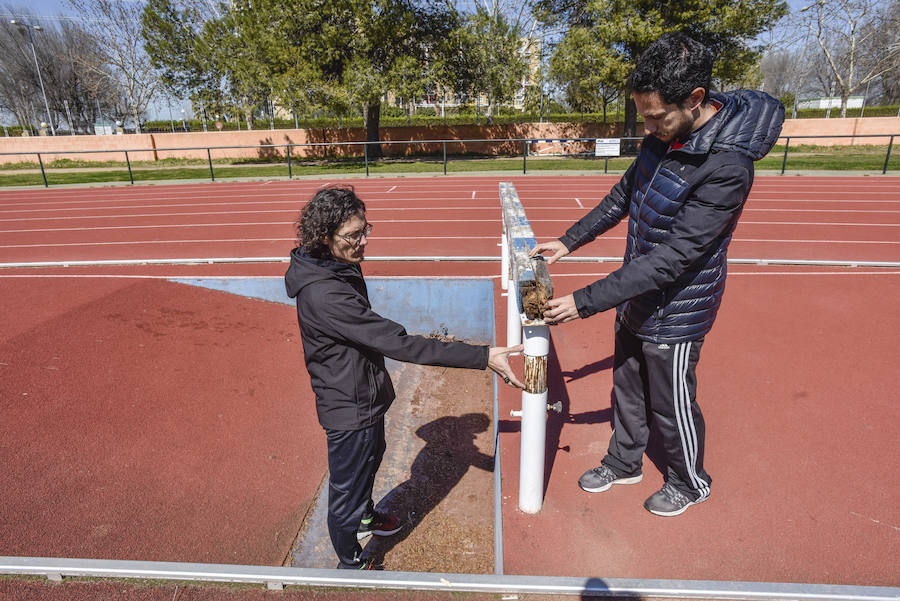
[629,32,714,106]
[296,185,366,257]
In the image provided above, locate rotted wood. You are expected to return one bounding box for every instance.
[524,355,547,394]
[519,277,552,321]
[500,181,555,326]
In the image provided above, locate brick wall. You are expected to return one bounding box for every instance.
[0,117,897,165]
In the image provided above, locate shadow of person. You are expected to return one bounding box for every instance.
[363,412,493,563]
[561,354,614,382]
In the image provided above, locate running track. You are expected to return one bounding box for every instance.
[0,175,898,588]
[0,176,898,265]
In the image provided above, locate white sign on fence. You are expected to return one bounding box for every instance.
[595,138,620,157]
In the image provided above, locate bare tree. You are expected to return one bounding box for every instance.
[67,0,160,132]
[798,0,900,117]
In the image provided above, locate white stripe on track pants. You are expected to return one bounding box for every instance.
[601,318,711,500]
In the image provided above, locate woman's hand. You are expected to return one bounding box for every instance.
[488,345,524,388]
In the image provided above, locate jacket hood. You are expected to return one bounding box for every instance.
[680,90,785,161]
[285,247,362,298]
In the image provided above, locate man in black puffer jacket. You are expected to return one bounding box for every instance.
[531,33,785,517]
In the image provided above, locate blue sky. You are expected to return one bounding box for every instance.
[16,0,810,21]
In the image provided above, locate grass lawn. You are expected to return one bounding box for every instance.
[0,144,896,187]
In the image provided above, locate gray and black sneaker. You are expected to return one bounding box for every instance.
[578,464,642,493]
[643,482,708,517]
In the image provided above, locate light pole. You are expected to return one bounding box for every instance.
[10,20,55,136]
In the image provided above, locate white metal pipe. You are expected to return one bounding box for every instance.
[501,232,509,290]
[518,390,547,514]
[518,324,550,513]
[2,556,898,600]
[523,325,550,357]
[506,281,521,348]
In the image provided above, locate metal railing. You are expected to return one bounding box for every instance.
[775,134,895,174]
[1,134,897,187]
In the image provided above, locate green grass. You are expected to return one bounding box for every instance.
[1,145,896,187]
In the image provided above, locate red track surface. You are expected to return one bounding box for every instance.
[0,175,898,589]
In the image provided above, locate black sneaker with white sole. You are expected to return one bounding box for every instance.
[337,556,384,570]
[357,512,403,540]
[578,464,642,493]
[643,482,708,516]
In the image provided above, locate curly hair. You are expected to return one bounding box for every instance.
[296,185,366,258]
[629,32,713,106]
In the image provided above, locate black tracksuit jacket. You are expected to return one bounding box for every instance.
[285,248,489,430]
[560,90,785,343]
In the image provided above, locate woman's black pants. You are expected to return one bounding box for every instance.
[325,418,385,568]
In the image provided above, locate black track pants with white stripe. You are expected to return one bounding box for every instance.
[602,319,712,500]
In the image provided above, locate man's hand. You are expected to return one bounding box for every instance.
[529,240,569,265]
[542,294,580,324]
[488,345,524,388]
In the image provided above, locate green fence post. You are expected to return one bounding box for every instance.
[364,143,369,177]
[207,148,215,181]
[287,144,292,179]
[780,137,790,175]
[883,135,894,175]
[125,151,134,184]
[523,140,527,174]
[443,141,447,175]
[37,153,48,187]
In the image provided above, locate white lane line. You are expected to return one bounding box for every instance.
[575,198,584,208]
[3,192,897,211]
[8,218,894,235]
[0,218,510,233]
[744,208,900,214]
[0,222,293,233]
[740,221,900,227]
[387,186,397,193]
[748,198,900,203]
[0,201,501,215]
[548,271,900,277]
[0,235,500,249]
[0,238,294,248]
[738,238,900,245]
[4,207,899,224]
[0,273,498,279]
[3,271,899,278]
[4,235,899,250]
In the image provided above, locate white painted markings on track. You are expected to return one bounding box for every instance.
[6,235,900,250]
[2,217,896,232]
[575,198,585,208]
[387,186,397,193]
[0,238,294,248]
[472,191,477,199]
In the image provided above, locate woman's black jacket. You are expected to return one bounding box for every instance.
[285,248,489,430]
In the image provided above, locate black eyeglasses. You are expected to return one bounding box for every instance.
[336,222,373,246]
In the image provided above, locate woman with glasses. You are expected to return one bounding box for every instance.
[285,185,522,570]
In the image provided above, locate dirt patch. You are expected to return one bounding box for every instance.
[362,362,495,573]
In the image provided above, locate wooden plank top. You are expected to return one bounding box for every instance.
[500,182,554,327]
